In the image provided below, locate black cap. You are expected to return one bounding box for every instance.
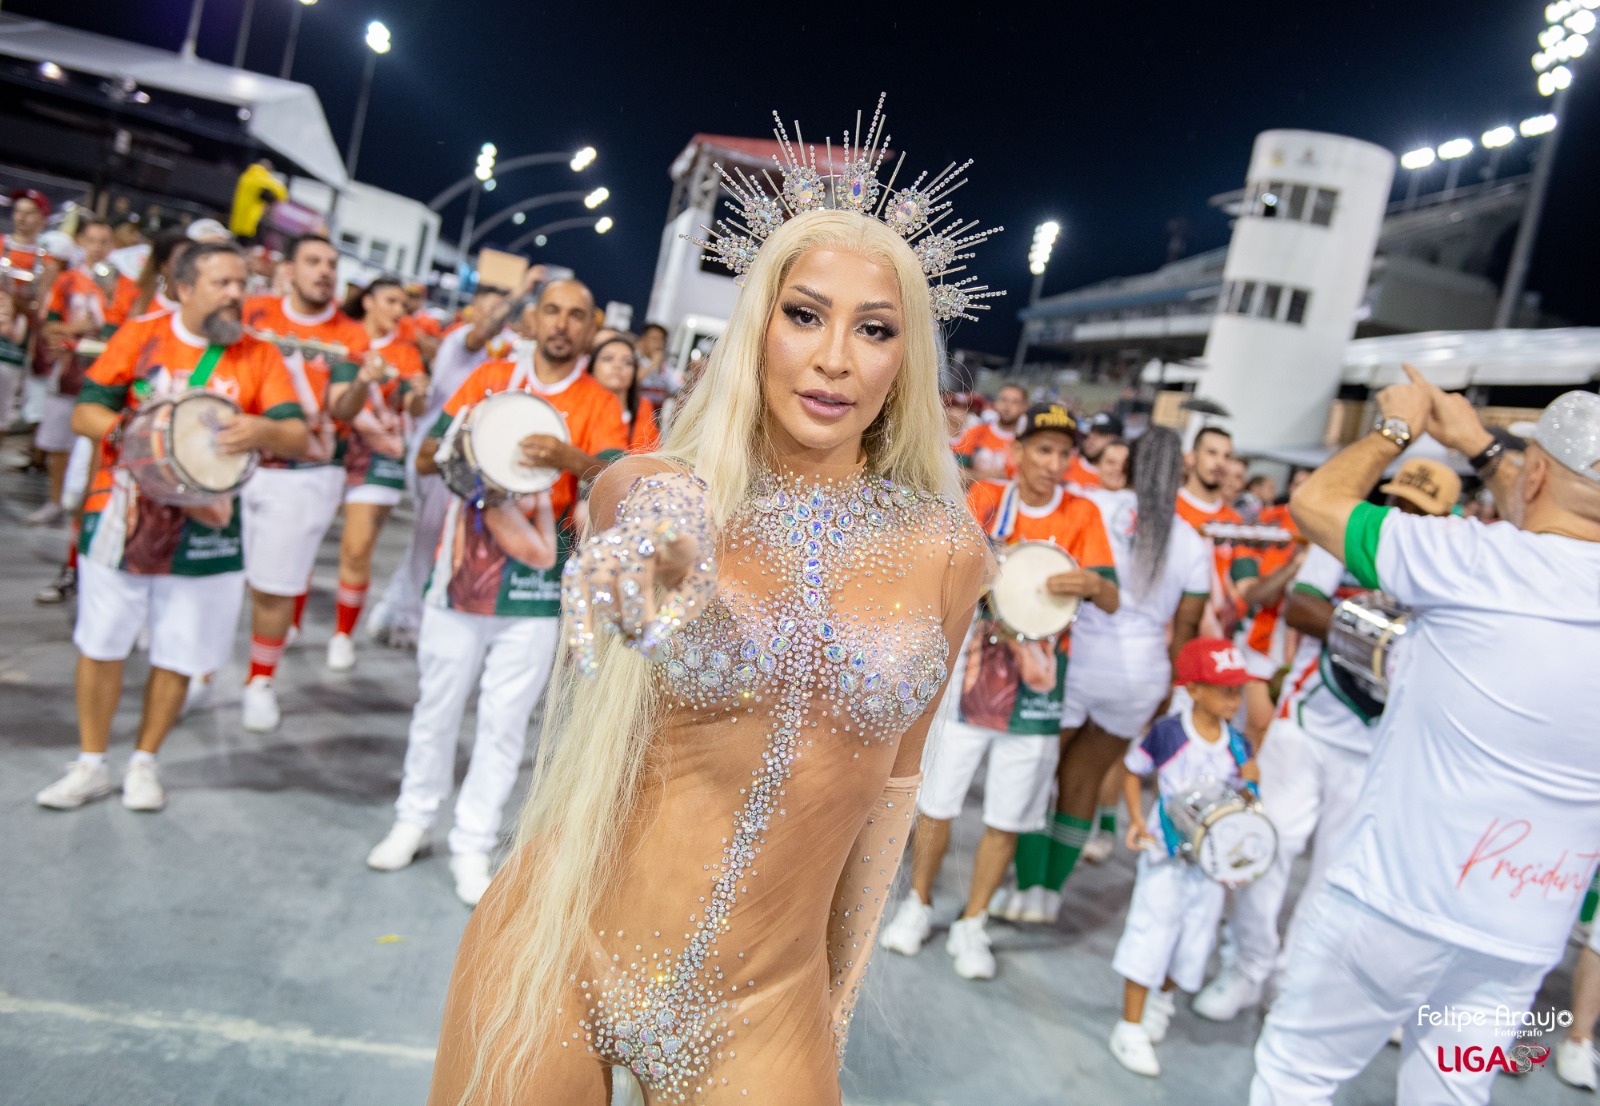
[1016,402,1079,442]
[1088,411,1125,437]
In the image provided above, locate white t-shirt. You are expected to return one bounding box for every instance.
[1276,544,1378,754]
[1074,488,1212,644]
[1326,506,1600,966]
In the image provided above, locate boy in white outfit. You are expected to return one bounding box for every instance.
[1110,636,1258,1077]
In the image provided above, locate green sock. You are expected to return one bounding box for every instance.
[1015,831,1050,890]
[1044,813,1093,892]
[1097,805,1117,836]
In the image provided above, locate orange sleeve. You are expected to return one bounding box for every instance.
[45,271,71,320]
[107,277,139,328]
[440,363,495,422]
[85,317,145,389]
[1069,497,1116,573]
[576,383,629,458]
[964,480,1000,531]
[416,313,442,338]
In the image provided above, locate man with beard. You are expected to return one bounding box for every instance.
[37,242,307,812]
[237,234,369,731]
[954,381,1027,482]
[1175,427,1256,640]
[365,279,627,906]
[1064,411,1124,491]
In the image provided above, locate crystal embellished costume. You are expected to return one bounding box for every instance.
[565,457,989,1102]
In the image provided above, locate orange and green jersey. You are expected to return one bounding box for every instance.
[77,312,302,576]
[241,294,368,469]
[1176,487,1256,630]
[46,265,139,332]
[1242,504,1302,663]
[333,332,426,490]
[1063,452,1101,491]
[953,422,1017,480]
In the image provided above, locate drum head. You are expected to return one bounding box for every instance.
[170,393,252,492]
[990,541,1081,639]
[470,391,569,494]
[1195,807,1277,885]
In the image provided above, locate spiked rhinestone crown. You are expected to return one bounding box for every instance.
[686,94,1004,323]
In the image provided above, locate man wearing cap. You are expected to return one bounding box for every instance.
[1065,410,1124,491]
[1250,371,1600,1106]
[881,402,1120,980]
[1194,457,1460,1023]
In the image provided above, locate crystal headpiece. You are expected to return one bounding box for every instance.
[686,94,1004,323]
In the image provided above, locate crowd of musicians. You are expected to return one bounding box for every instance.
[5,185,1600,1104]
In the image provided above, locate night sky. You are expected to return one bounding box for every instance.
[17,0,1600,352]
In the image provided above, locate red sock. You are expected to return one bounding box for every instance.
[249,634,287,681]
[334,581,368,636]
[66,542,77,569]
[291,592,308,630]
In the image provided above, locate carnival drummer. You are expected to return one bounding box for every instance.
[366,278,627,906]
[882,401,1118,980]
[36,241,307,812]
[953,380,1027,481]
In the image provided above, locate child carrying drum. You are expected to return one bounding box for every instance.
[1109,637,1261,1077]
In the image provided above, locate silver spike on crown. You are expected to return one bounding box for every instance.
[686,94,1005,323]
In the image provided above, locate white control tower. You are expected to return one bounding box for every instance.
[1200,130,1395,450]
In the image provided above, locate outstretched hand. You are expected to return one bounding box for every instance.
[1399,364,1495,456]
[1374,363,1434,438]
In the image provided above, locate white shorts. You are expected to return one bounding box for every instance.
[241,466,345,595]
[34,393,76,452]
[1111,850,1226,992]
[62,436,93,509]
[918,720,1059,833]
[345,482,403,507]
[1059,636,1171,739]
[74,559,245,677]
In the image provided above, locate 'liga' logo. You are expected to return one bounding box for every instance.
[1436,1044,1550,1075]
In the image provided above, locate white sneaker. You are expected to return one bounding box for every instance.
[946,915,996,980]
[880,896,934,957]
[181,674,213,716]
[285,624,302,648]
[24,501,63,526]
[1017,885,1061,925]
[1109,1020,1161,1077]
[1082,830,1115,865]
[450,851,494,906]
[121,760,166,811]
[37,760,114,809]
[1193,966,1262,1022]
[242,676,281,732]
[1557,1038,1598,1089]
[326,632,356,671]
[367,822,430,871]
[1141,989,1177,1044]
[987,886,1014,919]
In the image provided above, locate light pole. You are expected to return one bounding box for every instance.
[280,0,317,80]
[344,21,391,181]
[1436,137,1475,200]
[465,187,609,250]
[1399,146,1436,209]
[446,143,497,312]
[179,0,208,60]
[232,0,258,68]
[426,147,596,212]
[1012,221,1061,372]
[504,216,614,255]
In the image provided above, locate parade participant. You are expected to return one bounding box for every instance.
[237,234,368,731]
[366,278,627,906]
[587,336,659,453]
[397,282,442,363]
[365,283,523,649]
[1064,410,1123,490]
[129,230,191,318]
[1109,638,1258,1077]
[28,218,141,526]
[1194,456,1459,1023]
[229,159,288,241]
[1175,426,1258,640]
[34,242,307,812]
[322,277,428,671]
[881,402,1118,980]
[1006,428,1208,922]
[1232,499,1307,746]
[953,380,1027,480]
[1238,473,1277,523]
[427,105,996,1097]
[1251,375,1600,1106]
[2,189,48,435]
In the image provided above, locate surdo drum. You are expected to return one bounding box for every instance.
[1326,591,1410,704]
[987,540,1082,639]
[437,390,568,507]
[1163,778,1277,886]
[119,392,257,505]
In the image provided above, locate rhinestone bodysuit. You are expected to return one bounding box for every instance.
[574,464,988,1101]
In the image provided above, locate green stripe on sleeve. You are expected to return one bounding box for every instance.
[1291,581,1329,600]
[597,448,625,463]
[955,453,973,468]
[1344,502,1392,590]
[1231,556,1260,581]
[428,411,453,438]
[329,361,358,385]
[1181,590,1210,599]
[77,380,128,411]
[263,401,305,421]
[1091,565,1118,584]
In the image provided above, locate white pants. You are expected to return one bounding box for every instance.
[918,719,1059,833]
[394,606,559,856]
[34,393,76,452]
[376,472,449,635]
[1058,634,1169,739]
[62,435,93,510]
[74,560,246,677]
[241,466,345,596]
[1112,850,1226,992]
[1226,719,1370,986]
[1251,885,1548,1106]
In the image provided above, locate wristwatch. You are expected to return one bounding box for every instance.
[1373,415,1413,450]
[1470,436,1505,478]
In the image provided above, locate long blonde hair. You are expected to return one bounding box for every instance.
[457,209,960,1101]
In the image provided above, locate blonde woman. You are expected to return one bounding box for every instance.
[429,105,1000,1106]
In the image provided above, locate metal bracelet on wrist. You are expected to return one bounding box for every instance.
[1470,438,1505,478]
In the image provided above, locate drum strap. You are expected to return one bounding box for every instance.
[189,345,225,391]
[990,482,1022,541]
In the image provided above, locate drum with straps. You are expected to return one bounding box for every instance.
[437,389,568,506]
[1326,591,1410,705]
[1163,778,1278,886]
[119,391,257,505]
[987,540,1082,640]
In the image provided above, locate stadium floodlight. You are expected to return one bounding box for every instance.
[570,147,597,171]
[595,216,614,233]
[1437,138,1474,159]
[584,187,610,209]
[1400,147,1437,170]
[1520,113,1559,136]
[1482,126,1516,149]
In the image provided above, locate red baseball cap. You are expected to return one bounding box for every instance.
[9,188,50,217]
[1174,637,1253,687]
